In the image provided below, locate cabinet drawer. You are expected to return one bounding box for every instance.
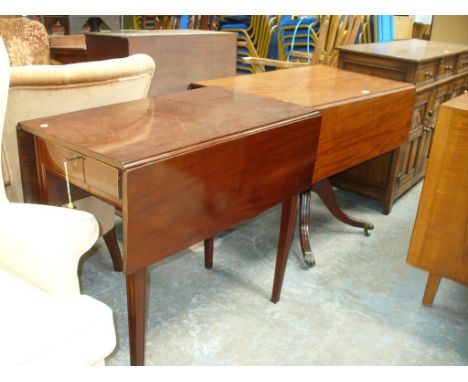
[450,77,468,98]
[39,140,121,201]
[411,90,432,132]
[414,61,437,86]
[437,56,457,79]
[457,53,468,74]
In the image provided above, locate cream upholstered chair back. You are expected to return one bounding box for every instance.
[0,38,116,368]
[2,54,155,202]
[1,38,117,365]
[0,38,10,203]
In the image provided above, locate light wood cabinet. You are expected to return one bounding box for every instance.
[332,39,468,214]
[407,93,468,305]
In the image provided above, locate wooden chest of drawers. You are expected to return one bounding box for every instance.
[85,30,237,97]
[407,93,468,306]
[332,39,468,214]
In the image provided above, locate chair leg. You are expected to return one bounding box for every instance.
[204,237,214,269]
[103,229,123,272]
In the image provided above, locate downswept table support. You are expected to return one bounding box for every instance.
[299,178,374,267]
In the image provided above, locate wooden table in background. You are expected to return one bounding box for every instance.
[48,35,87,64]
[17,86,321,365]
[193,65,415,266]
[407,93,468,306]
[85,30,237,97]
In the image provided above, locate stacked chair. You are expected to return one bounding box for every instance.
[221,15,279,74]
[276,16,321,61]
[133,15,184,30]
[242,15,363,73]
[358,15,395,43]
[133,15,218,31]
[189,15,220,30]
[359,15,377,43]
[130,14,391,73]
[322,15,362,66]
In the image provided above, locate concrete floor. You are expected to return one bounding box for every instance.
[80,181,468,365]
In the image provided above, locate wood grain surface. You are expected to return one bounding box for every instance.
[337,39,468,62]
[193,65,415,182]
[19,86,318,170]
[123,115,321,273]
[86,30,237,96]
[407,93,468,285]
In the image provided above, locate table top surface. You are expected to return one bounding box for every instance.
[194,65,414,109]
[19,86,317,170]
[85,30,234,38]
[337,39,468,62]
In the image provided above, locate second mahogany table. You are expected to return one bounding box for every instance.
[193,65,415,266]
[18,86,321,365]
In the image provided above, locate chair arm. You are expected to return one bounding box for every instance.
[241,57,310,72]
[9,54,155,87]
[0,203,99,295]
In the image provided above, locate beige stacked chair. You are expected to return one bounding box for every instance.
[1,18,155,270]
[222,15,278,74]
[242,15,362,72]
[322,15,362,67]
[0,37,116,366]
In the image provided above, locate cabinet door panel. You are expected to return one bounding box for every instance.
[418,85,451,173]
[396,91,430,188]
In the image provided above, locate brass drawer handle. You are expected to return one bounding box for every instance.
[424,71,433,78]
[423,125,435,132]
[445,65,453,71]
[63,155,84,209]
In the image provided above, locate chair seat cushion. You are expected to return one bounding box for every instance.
[0,202,99,295]
[0,270,116,366]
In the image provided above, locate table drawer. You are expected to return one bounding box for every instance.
[40,140,121,200]
[414,61,437,86]
[437,56,457,79]
[457,53,468,74]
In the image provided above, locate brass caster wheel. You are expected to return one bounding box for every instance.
[364,223,374,237]
[304,251,316,268]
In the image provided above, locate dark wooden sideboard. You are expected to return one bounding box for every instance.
[407,93,468,306]
[48,35,87,64]
[333,39,468,214]
[85,30,237,97]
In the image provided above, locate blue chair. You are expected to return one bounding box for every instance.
[276,16,320,61]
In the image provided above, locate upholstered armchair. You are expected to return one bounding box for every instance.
[1,33,155,270]
[0,37,116,366]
